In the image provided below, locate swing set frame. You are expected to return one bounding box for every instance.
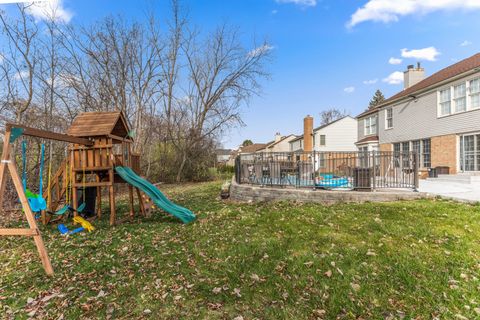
[0,123,93,275]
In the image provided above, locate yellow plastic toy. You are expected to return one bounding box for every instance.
[73,216,95,232]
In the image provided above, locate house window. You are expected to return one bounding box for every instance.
[402,142,410,167]
[318,153,326,168]
[470,78,480,109]
[393,143,400,153]
[364,115,377,135]
[319,135,326,146]
[454,83,467,112]
[422,139,431,168]
[358,146,369,167]
[439,88,451,116]
[393,139,430,168]
[412,140,421,165]
[385,108,393,129]
[393,143,401,167]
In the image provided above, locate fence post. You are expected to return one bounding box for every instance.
[235,156,241,184]
[413,152,419,192]
[372,151,376,191]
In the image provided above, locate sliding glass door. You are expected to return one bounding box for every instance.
[460,134,480,171]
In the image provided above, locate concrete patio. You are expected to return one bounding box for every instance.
[419,178,480,203]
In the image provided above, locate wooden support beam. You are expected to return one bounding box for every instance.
[96,176,102,218]
[70,145,113,150]
[128,185,134,221]
[107,134,132,143]
[0,228,39,236]
[6,123,93,146]
[1,140,54,275]
[72,181,112,188]
[136,188,146,217]
[72,166,111,172]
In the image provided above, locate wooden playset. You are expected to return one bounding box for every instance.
[0,111,195,275]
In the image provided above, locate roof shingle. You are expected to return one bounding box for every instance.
[357,53,480,118]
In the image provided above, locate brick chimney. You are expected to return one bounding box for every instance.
[274,132,282,142]
[303,115,313,152]
[404,62,425,89]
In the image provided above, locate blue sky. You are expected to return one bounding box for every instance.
[3,0,480,148]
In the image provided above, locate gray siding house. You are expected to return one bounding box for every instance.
[356,53,480,175]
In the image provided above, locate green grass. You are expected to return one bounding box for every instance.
[1,182,480,319]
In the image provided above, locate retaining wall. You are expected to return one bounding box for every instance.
[230,179,429,204]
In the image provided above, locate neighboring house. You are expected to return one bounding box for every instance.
[239,143,269,154]
[356,53,480,175]
[313,116,358,152]
[237,143,269,160]
[215,149,232,164]
[226,150,238,166]
[289,135,303,152]
[289,115,358,153]
[264,133,298,153]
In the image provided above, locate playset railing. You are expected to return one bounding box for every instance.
[235,151,419,191]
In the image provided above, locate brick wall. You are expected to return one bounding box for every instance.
[431,134,457,174]
[379,143,392,152]
[378,143,392,177]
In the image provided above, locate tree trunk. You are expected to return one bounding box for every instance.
[176,151,187,183]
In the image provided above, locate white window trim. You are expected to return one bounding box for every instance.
[364,115,377,136]
[319,134,326,146]
[437,78,480,118]
[318,153,326,168]
[454,83,467,113]
[385,108,393,129]
[469,77,480,110]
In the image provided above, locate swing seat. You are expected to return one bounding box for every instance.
[25,189,47,212]
[51,205,70,216]
[76,202,86,213]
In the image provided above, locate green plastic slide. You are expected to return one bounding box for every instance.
[115,166,196,224]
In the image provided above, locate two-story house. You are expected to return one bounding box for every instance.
[263,133,297,153]
[356,53,480,175]
[289,115,358,152]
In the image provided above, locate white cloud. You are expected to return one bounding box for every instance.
[14,70,29,81]
[348,0,480,28]
[275,0,317,7]
[363,79,378,85]
[248,44,274,58]
[26,0,73,24]
[344,86,355,93]
[401,47,440,61]
[383,71,404,85]
[389,57,402,65]
[461,40,472,46]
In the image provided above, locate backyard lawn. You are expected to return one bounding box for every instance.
[1,182,480,319]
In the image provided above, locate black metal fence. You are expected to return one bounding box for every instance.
[235,151,419,191]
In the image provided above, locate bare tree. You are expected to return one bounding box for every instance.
[167,25,272,181]
[319,108,349,126]
[0,4,39,122]
[0,0,273,184]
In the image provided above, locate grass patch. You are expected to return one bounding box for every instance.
[1,182,480,319]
